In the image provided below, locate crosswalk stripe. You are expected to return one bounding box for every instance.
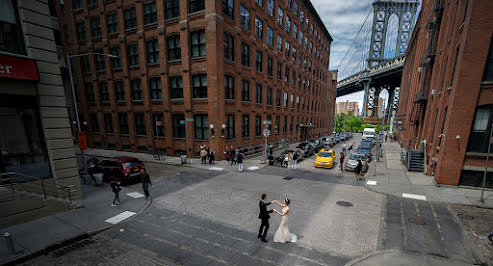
[126,192,144,199]
[209,167,224,171]
[247,166,260,170]
[366,180,377,186]
[105,211,136,224]
[402,193,427,201]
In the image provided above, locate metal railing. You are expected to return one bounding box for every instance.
[0,172,77,203]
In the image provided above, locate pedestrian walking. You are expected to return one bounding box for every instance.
[339,152,345,172]
[355,158,363,181]
[209,149,215,164]
[283,154,289,168]
[342,143,347,156]
[291,151,298,170]
[110,177,121,206]
[237,152,244,172]
[287,152,293,169]
[140,168,152,200]
[200,148,207,164]
[230,146,237,165]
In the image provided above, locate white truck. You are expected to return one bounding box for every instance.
[362,128,376,140]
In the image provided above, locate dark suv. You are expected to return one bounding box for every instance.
[297,142,315,157]
[89,157,145,184]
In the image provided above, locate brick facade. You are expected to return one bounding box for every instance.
[58,0,335,159]
[396,0,493,187]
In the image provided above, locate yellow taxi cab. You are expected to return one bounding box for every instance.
[314,148,336,168]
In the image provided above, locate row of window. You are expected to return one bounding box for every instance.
[90,112,325,140]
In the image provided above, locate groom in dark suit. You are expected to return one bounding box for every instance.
[258,193,274,242]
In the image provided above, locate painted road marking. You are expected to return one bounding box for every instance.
[367,180,377,186]
[105,211,136,224]
[402,193,427,201]
[126,192,144,199]
[247,166,259,170]
[209,167,224,171]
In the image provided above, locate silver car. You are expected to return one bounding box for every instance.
[345,153,369,172]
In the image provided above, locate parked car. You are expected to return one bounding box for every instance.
[335,136,343,143]
[297,142,316,157]
[321,136,335,147]
[345,153,369,172]
[88,156,145,184]
[309,139,324,152]
[314,148,336,169]
[356,143,373,160]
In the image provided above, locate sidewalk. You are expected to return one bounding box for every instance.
[364,141,493,208]
[0,183,149,265]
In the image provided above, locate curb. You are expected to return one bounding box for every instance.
[1,189,152,266]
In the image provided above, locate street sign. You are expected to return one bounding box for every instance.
[186,118,194,122]
[263,128,271,137]
[180,120,185,125]
[263,120,272,125]
[78,132,87,151]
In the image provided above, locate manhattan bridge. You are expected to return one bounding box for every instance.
[336,0,420,123]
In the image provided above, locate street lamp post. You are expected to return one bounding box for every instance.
[66,53,118,175]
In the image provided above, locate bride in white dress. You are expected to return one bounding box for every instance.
[273,199,297,243]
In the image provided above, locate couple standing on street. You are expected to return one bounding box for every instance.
[228,146,244,172]
[200,145,215,165]
[110,168,153,206]
[258,194,297,243]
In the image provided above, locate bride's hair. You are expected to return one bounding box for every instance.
[284,198,291,205]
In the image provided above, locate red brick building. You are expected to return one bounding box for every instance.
[57,0,335,159]
[396,0,493,187]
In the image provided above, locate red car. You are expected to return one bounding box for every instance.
[90,157,144,184]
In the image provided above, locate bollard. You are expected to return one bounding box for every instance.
[4,232,15,254]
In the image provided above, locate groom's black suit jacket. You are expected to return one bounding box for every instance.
[258,200,273,220]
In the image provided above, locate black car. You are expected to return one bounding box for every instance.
[356,147,372,161]
[309,139,324,152]
[297,142,316,157]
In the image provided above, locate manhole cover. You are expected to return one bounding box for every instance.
[408,218,427,225]
[283,177,293,180]
[336,201,353,207]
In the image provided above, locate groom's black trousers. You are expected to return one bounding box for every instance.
[259,218,269,239]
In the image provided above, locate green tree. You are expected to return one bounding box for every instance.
[384,125,390,131]
[344,115,363,132]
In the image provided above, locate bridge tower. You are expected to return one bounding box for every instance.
[362,0,419,118]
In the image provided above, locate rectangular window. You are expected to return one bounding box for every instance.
[225,114,235,139]
[86,83,95,102]
[292,47,297,59]
[127,43,139,67]
[241,42,250,67]
[290,94,294,108]
[73,0,82,10]
[95,51,105,72]
[104,113,114,134]
[90,113,99,133]
[299,31,303,45]
[286,16,291,33]
[191,30,206,58]
[255,116,262,136]
[165,0,180,19]
[256,50,263,72]
[224,32,234,61]
[438,107,448,147]
[222,0,234,19]
[167,35,181,61]
[76,22,86,42]
[277,7,283,25]
[267,0,274,16]
[275,116,280,134]
[483,36,493,81]
[267,27,273,46]
[285,42,290,58]
[241,80,249,101]
[90,17,102,39]
[143,1,157,25]
[267,87,272,105]
[287,0,292,8]
[119,113,129,135]
[88,0,97,6]
[240,5,250,30]
[170,76,183,99]
[81,55,90,73]
[300,10,304,22]
[225,75,234,100]
[242,115,250,137]
[124,7,137,30]
[194,114,209,140]
[294,1,299,14]
[153,113,165,137]
[277,35,283,52]
[285,66,289,83]
[292,70,296,85]
[146,39,159,64]
[192,74,207,98]
[290,116,293,132]
[277,62,282,80]
[255,0,263,8]
[115,81,125,101]
[283,92,288,107]
[267,57,273,76]
[172,114,186,138]
[293,24,297,39]
[100,82,109,102]
[150,77,162,100]
[255,17,263,38]
[131,79,143,101]
[467,106,493,153]
[255,84,262,104]
[450,46,460,87]
[189,0,205,13]
[276,89,281,107]
[134,113,146,136]
[296,96,300,109]
[296,117,299,131]
[110,47,122,69]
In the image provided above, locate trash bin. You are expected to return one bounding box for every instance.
[93,173,103,185]
[180,155,187,164]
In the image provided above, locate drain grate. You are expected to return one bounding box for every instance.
[52,238,97,257]
[283,177,293,180]
[336,201,353,207]
[408,217,427,225]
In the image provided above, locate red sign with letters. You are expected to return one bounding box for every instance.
[0,55,39,81]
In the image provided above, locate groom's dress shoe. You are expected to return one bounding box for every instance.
[261,239,268,242]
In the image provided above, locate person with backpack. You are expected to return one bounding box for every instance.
[291,151,298,170]
[110,177,121,206]
[339,152,345,173]
[237,152,244,172]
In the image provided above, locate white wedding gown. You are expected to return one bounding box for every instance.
[273,207,297,243]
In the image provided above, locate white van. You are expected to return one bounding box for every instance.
[362,128,376,140]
